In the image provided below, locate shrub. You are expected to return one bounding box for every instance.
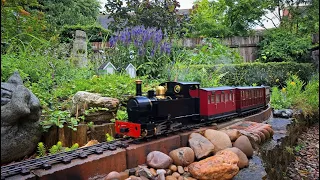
[270,74,319,121]
[172,62,314,87]
[185,38,244,65]
[59,24,112,43]
[258,28,313,63]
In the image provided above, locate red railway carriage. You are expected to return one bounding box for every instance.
[198,87,237,120]
[235,87,266,113]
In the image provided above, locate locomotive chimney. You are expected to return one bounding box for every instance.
[135,80,142,96]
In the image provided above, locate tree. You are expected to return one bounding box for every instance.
[104,0,180,36]
[38,0,101,32]
[189,0,270,37]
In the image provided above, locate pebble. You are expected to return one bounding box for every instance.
[172,172,180,178]
[169,164,177,172]
[165,175,177,180]
[177,166,185,174]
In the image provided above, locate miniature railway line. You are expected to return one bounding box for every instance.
[1,108,261,179]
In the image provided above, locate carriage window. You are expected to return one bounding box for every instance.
[242,91,245,100]
[208,95,211,104]
[229,93,232,101]
[221,94,224,102]
[225,93,228,102]
[211,95,215,103]
[216,94,220,103]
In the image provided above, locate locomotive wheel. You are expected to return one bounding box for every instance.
[141,129,148,137]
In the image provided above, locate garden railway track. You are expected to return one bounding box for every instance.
[0,115,241,179]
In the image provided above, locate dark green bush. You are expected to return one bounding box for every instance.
[257,28,313,63]
[173,62,314,87]
[59,24,112,43]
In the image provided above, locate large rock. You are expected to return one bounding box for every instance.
[221,129,241,142]
[233,135,254,157]
[71,91,119,123]
[146,151,173,169]
[188,133,214,159]
[188,149,239,180]
[1,71,42,163]
[169,147,195,166]
[224,147,249,169]
[204,129,232,153]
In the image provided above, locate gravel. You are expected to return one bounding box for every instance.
[285,123,319,180]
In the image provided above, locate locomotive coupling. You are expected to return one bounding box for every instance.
[135,80,142,96]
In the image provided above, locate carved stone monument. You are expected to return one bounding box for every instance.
[1,71,42,163]
[71,30,88,67]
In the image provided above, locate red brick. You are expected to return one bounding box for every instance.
[126,135,180,169]
[33,149,126,180]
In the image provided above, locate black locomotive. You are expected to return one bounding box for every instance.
[115,80,269,138]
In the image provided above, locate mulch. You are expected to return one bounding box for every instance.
[285,123,319,180]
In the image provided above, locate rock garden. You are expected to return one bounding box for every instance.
[103,127,271,180]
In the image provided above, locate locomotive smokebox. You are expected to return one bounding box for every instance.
[135,80,142,96]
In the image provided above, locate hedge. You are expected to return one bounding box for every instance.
[178,62,315,87]
[59,24,112,43]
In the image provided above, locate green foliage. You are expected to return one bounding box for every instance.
[106,133,114,142]
[49,145,59,155]
[185,38,243,65]
[48,141,64,155]
[115,109,128,121]
[104,0,180,36]
[174,62,314,87]
[258,28,313,63]
[171,63,226,87]
[37,142,46,158]
[38,0,101,32]
[270,73,319,120]
[189,0,269,37]
[59,24,112,43]
[270,86,290,110]
[65,143,79,152]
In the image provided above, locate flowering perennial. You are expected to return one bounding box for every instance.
[109,26,171,57]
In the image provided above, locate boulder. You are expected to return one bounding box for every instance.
[233,135,254,157]
[169,147,195,166]
[1,71,42,163]
[105,171,121,180]
[204,129,232,153]
[70,91,119,123]
[188,133,214,159]
[146,151,173,169]
[273,109,293,118]
[188,149,239,180]
[224,147,249,168]
[221,129,241,141]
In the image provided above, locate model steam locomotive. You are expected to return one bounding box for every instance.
[115,80,270,138]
